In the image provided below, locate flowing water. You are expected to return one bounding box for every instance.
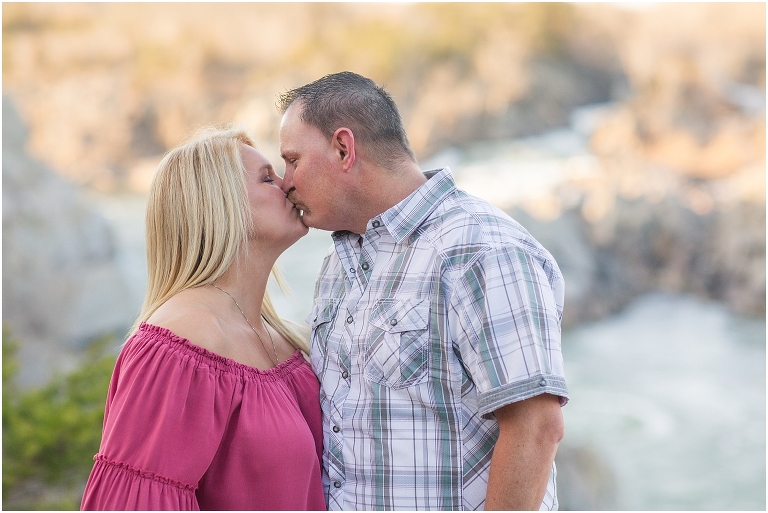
[561,293,765,510]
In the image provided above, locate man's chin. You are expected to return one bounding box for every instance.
[298,210,312,229]
[297,210,336,232]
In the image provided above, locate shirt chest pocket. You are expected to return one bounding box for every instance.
[365,297,431,389]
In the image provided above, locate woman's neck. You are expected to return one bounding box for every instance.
[212,243,277,323]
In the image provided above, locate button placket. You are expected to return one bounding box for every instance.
[328,228,382,508]
[356,228,381,290]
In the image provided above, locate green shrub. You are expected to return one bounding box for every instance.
[2,326,117,510]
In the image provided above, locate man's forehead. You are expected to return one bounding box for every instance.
[280,103,303,129]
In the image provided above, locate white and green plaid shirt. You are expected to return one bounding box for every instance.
[308,168,568,510]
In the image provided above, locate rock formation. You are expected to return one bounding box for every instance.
[2,97,136,386]
[509,180,765,327]
[6,3,761,195]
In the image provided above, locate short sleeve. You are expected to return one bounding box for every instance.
[447,243,568,417]
[81,326,234,510]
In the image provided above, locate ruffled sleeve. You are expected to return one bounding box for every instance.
[81,324,238,511]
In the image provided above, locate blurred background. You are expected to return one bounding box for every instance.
[2,2,765,510]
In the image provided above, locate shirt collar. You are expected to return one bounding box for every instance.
[332,168,457,244]
[379,167,456,243]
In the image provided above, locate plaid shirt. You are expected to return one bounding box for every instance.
[308,168,568,510]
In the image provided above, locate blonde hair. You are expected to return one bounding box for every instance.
[130,126,309,354]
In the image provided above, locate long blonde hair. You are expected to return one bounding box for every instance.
[130,126,309,353]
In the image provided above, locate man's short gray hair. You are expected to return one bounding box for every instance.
[277,71,416,168]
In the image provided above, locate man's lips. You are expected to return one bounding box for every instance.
[287,198,305,220]
[287,191,305,217]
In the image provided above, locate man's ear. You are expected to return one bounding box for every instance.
[332,127,356,172]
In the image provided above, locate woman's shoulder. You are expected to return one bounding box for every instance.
[145,288,229,356]
[138,289,307,380]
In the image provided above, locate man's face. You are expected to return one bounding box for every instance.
[279,103,341,231]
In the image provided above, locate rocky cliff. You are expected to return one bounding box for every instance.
[2,97,136,386]
[4,3,762,194]
[511,194,765,328]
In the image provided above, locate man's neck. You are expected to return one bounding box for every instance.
[348,161,427,234]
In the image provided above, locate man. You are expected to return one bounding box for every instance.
[278,71,568,510]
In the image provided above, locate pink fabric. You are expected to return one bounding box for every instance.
[81,323,326,511]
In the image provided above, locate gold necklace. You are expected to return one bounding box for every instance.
[212,283,279,366]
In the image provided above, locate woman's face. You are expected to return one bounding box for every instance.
[241,144,308,250]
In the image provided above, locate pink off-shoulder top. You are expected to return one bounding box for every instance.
[81,323,326,511]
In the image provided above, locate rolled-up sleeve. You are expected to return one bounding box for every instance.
[447,243,568,417]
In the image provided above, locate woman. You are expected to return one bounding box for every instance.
[81,127,325,510]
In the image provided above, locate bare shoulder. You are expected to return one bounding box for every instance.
[145,288,228,354]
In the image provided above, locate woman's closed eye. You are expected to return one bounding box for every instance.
[264,170,283,188]
[260,165,281,185]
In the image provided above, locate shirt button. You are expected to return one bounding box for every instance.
[333,425,340,433]
[342,371,349,379]
[346,316,354,324]
[361,262,369,271]
[539,378,547,386]
[334,481,342,488]
[372,220,381,228]
[313,316,318,322]
[390,318,398,326]
[350,268,356,273]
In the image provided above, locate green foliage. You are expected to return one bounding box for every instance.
[2,326,117,510]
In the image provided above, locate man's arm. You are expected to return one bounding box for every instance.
[484,393,564,510]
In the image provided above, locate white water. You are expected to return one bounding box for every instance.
[561,293,765,510]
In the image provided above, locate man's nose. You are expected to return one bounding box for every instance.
[281,167,294,194]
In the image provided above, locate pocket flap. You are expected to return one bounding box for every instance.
[370,298,429,333]
[307,298,340,329]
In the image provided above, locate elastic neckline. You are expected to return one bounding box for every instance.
[136,322,306,381]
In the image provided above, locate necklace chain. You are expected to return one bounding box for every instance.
[212,283,279,366]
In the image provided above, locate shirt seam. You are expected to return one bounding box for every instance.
[93,453,198,492]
